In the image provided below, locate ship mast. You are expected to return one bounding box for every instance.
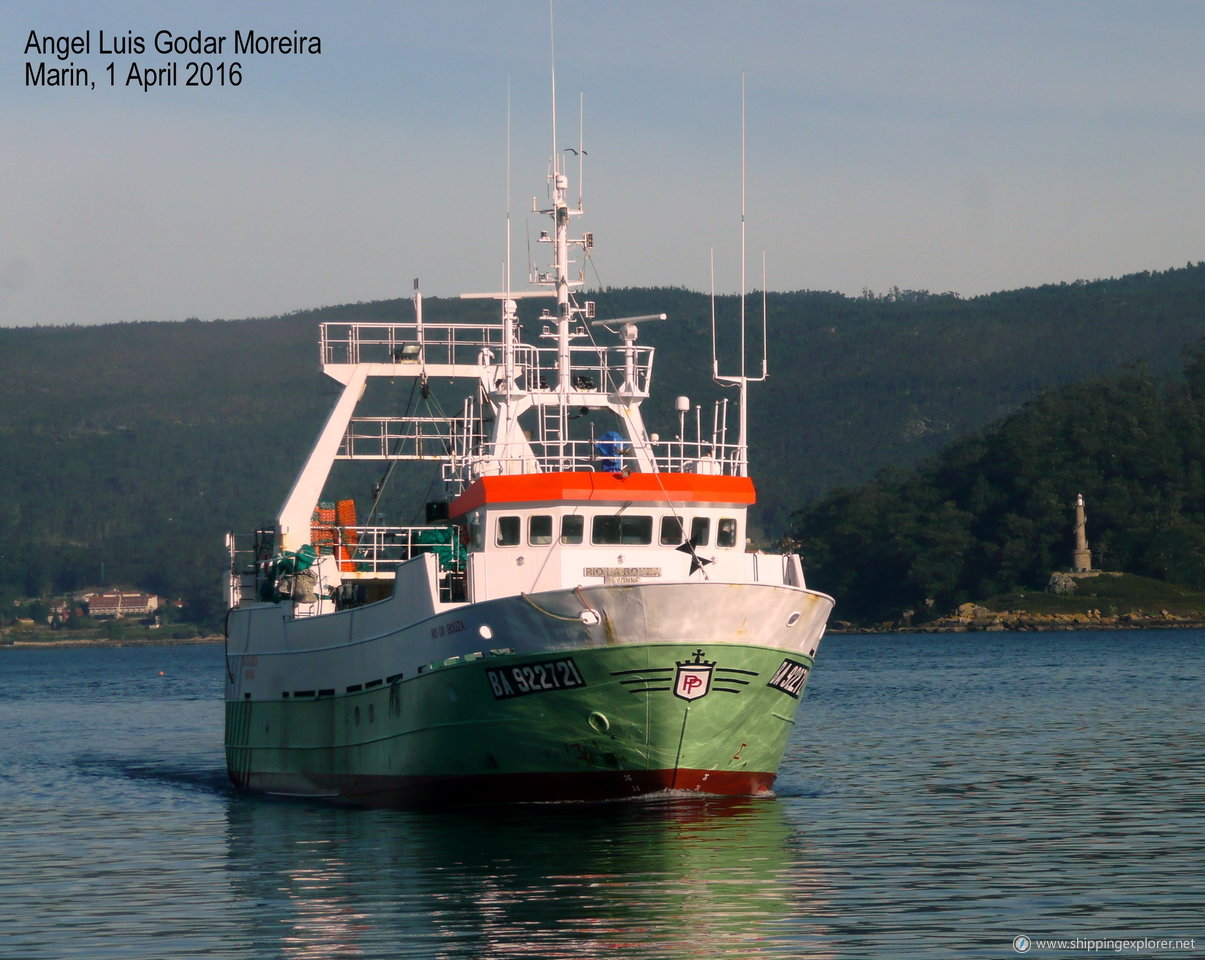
[547,9,576,397]
[533,5,592,469]
[467,7,659,479]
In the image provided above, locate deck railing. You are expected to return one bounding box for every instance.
[227,524,467,608]
[441,438,745,490]
[337,416,475,460]
[321,321,506,368]
[319,322,654,396]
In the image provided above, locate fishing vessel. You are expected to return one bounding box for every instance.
[223,84,834,806]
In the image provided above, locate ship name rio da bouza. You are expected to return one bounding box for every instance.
[223,88,834,807]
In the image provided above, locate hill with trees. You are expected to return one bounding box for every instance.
[1,263,1204,628]
[793,344,1205,624]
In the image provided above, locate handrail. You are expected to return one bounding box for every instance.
[456,439,744,482]
[319,322,654,395]
[321,321,506,367]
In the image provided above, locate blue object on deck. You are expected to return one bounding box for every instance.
[596,431,629,472]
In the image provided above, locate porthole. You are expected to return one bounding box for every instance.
[786,611,802,628]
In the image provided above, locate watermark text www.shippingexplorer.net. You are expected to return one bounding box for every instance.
[1013,936,1198,954]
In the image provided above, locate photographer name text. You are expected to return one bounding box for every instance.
[24,29,322,91]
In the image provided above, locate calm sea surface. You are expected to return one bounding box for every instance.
[1,631,1202,959]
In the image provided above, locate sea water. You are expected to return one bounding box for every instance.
[1,631,1201,959]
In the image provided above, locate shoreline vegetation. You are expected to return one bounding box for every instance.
[831,610,1205,634]
[1,634,224,649]
[829,572,1205,634]
[8,620,1204,646]
[7,576,1205,644]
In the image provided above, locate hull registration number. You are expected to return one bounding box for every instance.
[486,658,586,700]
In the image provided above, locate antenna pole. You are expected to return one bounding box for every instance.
[738,72,749,475]
[548,4,570,393]
[549,0,558,185]
[413,277,423,343]
[506,76,512,299]
[708,75,766,476]
[761,249,768,379]
[740,71,747,383]
[504,77,516,389]
[709,247,718,378]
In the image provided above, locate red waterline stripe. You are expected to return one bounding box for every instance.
[241,767,776,808]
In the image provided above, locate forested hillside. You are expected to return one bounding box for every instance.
[2,263,1204,626]
[793,345,1205,624]
[603,265,1205,529]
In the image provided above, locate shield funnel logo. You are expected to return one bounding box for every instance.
[674,650,716,701]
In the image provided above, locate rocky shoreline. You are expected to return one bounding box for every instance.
[832,602,1205,634]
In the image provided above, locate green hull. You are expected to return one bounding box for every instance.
[226,641,815,805]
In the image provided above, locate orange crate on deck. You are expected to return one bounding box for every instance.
[336,499,359,570]
[311,502,338,550]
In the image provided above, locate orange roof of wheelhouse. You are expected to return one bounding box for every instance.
[449,471,756,518]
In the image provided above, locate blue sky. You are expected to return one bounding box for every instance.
[3,0,1204,326]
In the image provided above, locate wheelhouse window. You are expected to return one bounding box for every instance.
[529,515,553,545]
[660,515,684,545]
[561,515,584,544]
[592,515,653,545]
[468,515,484,551]
[717,517,738,548]
[690,517,711,546]
[496,516,520,546]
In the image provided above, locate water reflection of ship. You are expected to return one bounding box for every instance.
[223,796,836,959]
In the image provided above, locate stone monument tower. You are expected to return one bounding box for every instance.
[1072,493,1092,573]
